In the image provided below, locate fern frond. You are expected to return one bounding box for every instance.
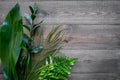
[38,56,78,80]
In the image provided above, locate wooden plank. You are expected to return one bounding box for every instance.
[1,1,120,24]
[69,73,118,80]
[71,59,118,73]
[60,50,119,73]
[0,0,118,1]
[42,24,120,50]
[60,50,120,61]
[64,43,120,50]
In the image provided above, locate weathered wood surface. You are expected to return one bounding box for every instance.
[1,0,120,1]
[43,24,120,50]
[1,1,120,24]
[0,1,120,80]
[69,73,118,80]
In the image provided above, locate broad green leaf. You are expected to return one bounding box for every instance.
[0,3,23,80]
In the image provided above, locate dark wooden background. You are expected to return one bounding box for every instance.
[0,0,120,80]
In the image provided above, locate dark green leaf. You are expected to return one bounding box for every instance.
[0,3,23,80]
[31,14,36,20]
[33,20,44,28]
[29,6,34,14]
[33,3,37,14]
[22,34,33,47]
[23,25,30,32]
[31,25,40,36]
[30,45,43,54]
[30,20,44,37]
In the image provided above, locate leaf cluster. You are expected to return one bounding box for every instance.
[0,3,78,80]
[16,3,66,80]
[39,56,78,80]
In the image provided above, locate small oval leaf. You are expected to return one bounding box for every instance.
[30,45,43,54]
[24,13,32,24]
[23,25,30,32]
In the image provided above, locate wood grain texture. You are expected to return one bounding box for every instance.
[61,50,119,73]
[0,1,120,80]
[60,50,120,61]
[1,1,120,24]
[72,59,118,73]
[69,73,119,80]
[42,24,120,50]
[1,0,120,1]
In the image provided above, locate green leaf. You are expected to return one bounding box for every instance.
[29,3,37,20]
[22,34,33,47]
[46,25,61,42]
[33,3,37,14]
[30,45,43,54]
[31,20,44,37]
[0,3,23,80]
[23,25,30,32]
[30,25,40,37]
[20,41,27,51]
[31,14,36,21]
[29,6,34,14]
[24,13,32,24]
[33,20,44,28]
[38,56,77,80]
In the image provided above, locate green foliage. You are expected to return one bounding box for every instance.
[38,56,78,80]
[37,26,65,62]
[0,3,78,80]
[30,45,43,54]
[24,3,37,25]
[24,13,33,25]
[0,4,23,80]
[29,3,37,20]
[16,3,45,80]
[26,64,53,80]
[31,20,44,37]
[19,3,68,80]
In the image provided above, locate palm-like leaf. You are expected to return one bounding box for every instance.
[38,56,78,80]
[24,25,65,80]
[33,26,64,65]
